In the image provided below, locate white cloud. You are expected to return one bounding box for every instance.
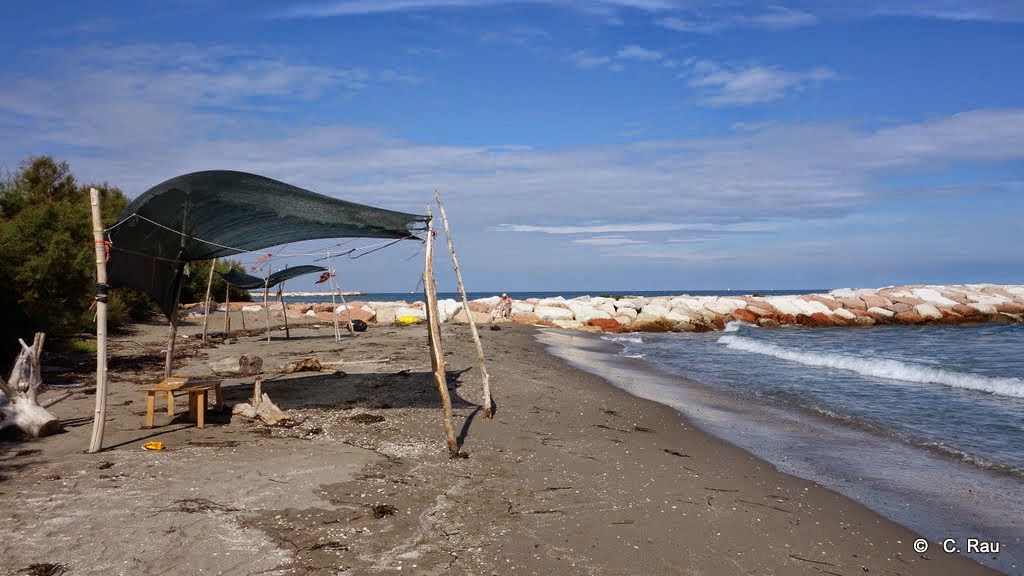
[2,41,1022,269]
[277,0,677,19]
[685,60,836,106]
[572,235,648,245]
[570,50,613,69]
[616,45,663,62]
[658,6,817,33]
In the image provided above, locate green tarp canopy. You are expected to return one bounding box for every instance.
[218,265,328,291]
[106,170,427,318]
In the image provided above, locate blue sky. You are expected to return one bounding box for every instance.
[2,1,1023,293]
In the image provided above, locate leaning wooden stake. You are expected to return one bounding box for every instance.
[201,257,216,342]
[334,271,356,336]
[88,187,109,452]
[424,208,459,457]
[435,191,493,418]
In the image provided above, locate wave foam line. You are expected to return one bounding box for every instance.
[718,335,1024,399]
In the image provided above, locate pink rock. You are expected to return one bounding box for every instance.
[889,295,926,306]
[859,294,892,309]
[952,304,985,318]
[746,304,777,317]
[939,291,970,305]
[588,318,624,333]
[887,303,912,313]
[731,309,760,324]
[837,297,867,310]
[805,295,842,310]
[468,301,492,314]
[335,308,374,323]
[797,313,838,328]
[982,287,1017,299]
[995,303,1024,314]
[511,312,543,325]
[894,311,926,324]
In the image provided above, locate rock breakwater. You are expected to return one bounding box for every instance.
[195,284,1024,334]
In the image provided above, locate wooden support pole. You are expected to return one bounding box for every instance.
[163,271,183,378]
[264,280,271,343]
[435,191,493,418]
[88,188,109,453]
[201,257,216,342]
[424,208,459,457]
[224,284,231,333]
[327,250,341,342]
[164,200,189,379]
[277,283,290,339]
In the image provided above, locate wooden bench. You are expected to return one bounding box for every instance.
[144,377,223,429]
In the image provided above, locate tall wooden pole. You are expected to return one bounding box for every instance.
[163,200,189,379]
[201,258,216,342]
[88,188,109,453]
[435,191,493,418]
[424,208,460,456]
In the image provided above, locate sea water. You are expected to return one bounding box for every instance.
[541,322,1024,573]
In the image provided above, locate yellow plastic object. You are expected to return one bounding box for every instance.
[397,315,423,325]
[142,441,165,451]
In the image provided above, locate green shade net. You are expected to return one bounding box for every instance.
[218,265,327,291]
[106,170,427,318]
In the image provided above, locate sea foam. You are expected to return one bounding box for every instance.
[718,335,1024,399]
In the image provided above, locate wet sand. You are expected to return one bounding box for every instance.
[0,314,1003,575]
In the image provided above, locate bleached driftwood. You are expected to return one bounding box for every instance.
[231,376,300,426]
[0,333,69,438]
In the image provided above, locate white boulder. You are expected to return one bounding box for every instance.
[911,288,958,307]
[395,306,427,321]
[535,306,575,321]
[833,308,857,320]
[640,304,670,318]
[867,307,894,318]
[511,301,535,314]
[765,297,803,316]
[913,304,943,319]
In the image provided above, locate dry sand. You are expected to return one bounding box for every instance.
[0,314,1003,575]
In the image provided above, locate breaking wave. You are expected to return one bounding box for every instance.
[718,335,1024,399]
[602,334,644,344]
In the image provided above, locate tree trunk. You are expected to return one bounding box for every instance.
[0,333,67,438]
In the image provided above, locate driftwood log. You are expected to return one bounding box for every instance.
[0,333,70,438]
[231,376,299,426]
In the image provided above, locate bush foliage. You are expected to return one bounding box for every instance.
[0,156,253,365]
[0,159,140,360]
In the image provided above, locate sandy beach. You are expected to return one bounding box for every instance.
[0,314,1004,575]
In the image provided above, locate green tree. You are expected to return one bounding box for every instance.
[0,157,156,363]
